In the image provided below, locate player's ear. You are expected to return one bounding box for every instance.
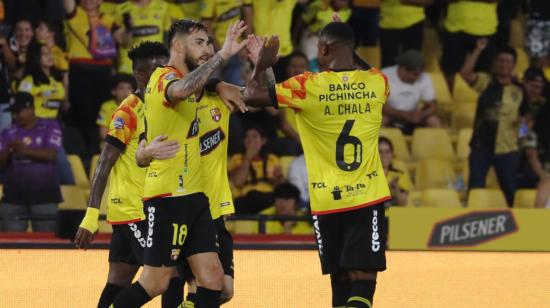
[318,42,329,57]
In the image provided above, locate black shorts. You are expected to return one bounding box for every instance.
[312,203,387,275]
[143,193,219,267]
[178,217,235,280]
[108,220,147,266]
[441,31,495,74]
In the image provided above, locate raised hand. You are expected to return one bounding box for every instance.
[256,35,280,70]
[247,35,265,66]
[331,12,342,22]
[476,38,488,51]
[219,20,249,61]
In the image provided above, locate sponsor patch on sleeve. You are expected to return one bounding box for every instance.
[113,117,125,129]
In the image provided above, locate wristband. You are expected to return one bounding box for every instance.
[80,207,100,233]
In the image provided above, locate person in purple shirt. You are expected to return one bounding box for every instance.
[0,92,62,232]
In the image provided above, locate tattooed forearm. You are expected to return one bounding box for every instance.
[243,66,273,107]
[167,53,226,105]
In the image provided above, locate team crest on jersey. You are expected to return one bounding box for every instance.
[170,248,181,261]
[210,107,221,122]
[113,117,125,129]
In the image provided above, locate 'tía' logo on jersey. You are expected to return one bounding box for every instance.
[187,118,200,138]
[331,186,342,200]
[200,128,226,156]
[210,107,222,122]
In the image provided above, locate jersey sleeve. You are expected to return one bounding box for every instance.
[45,124,63,150]
[228,154,243,172]
[17,76,34,95]
[105,105,138,150]
[156,68,183,105]
[201,0,216,19]
[472,72,492,94]
[269,73,310,110]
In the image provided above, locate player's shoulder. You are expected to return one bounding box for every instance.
[120,93,143,109]
[156,66,184,81]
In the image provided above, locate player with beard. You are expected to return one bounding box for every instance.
[111,20,247,308]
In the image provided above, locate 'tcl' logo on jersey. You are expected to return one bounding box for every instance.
[312,182,326,189]
[200,128,226,156]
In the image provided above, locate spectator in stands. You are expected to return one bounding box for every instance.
[249,0,299,80]
[168,0,202,21]
[299,0,351,71]
[379,137,412,206]
[441,0,498,92]
[0,92,62,232]
[382,49,441,134]
[518,68,550,188]
[525,0,550,69]
[18,41,74,185]
[229,126,284,214]
[96,73,136,142]
[35,20,68,78]
[460,40,528,207]
[379,0,431,68]
[535,178,550,208]
[288,154,309,209]
[113,0,182,74]
[201,0,253,84]
[9,18,34,80]
[257,182,312,235]
[348,0,380,48]
[62,0,122,157]
[0,28,16,130]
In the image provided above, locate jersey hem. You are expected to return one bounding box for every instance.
[311,195,391,215]
[108,218,144,225]
[143,192,173,201]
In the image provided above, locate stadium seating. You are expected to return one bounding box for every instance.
[279,156,296,179]
[405,190,422,207]
[415,159,456,190]
[411,128,455,160]
[67,155,90,189]
[513,189,537,209]
[58,185,87,210]
[420,189,462,208]
[467,189,508,209]
[452,103,477,131]
[452,75,478,104]
[429,72,453,105]
[89,154,99,181]
[356,46,380,69]
[380,127,412,161]
[456,128,473,161]
[461,162,501,189]
[515,47,529,77]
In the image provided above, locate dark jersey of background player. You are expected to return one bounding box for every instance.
[244,22,390,308]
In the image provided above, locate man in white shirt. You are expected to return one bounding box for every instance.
[382,49,441,133]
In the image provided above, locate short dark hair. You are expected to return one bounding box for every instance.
[167,19,208,47]
[111,73,136,91]
[495,46,517,62]
[378,136,394,153]
[319,22,355,48]
[288,51,308,63]
[274,182,301,202]
[523,67,545,81]
[127,41,169,70]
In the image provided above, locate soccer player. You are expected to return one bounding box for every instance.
[110,20,247,308]
[136,37,236,307]
[74,41,177,308]
[244,22,391,307]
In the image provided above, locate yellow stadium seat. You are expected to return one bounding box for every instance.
[98,221,112,233]
[380,128,412,161]
[452,103,477,131]
[415,159,456,190]
[515,47,529,77]
[429,72,453,105]
[467,189,508,209]
[0,185,2,198]
[68,155,90,189]
[89,154,99,181]
[509,19,524,49]
[420,189,462,208]
[356,46,380,68]
[405,190,422,207]
[58,185,87,210]
[513,189,537,209]
[422,27,442,73]
[411,128,455,160]
[233,220,258,234]
[279,156,296,179]
[456,128,473,160]
[453,75,479,104]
